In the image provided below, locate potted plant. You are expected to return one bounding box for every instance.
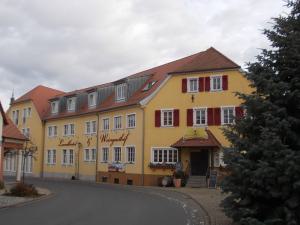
[173,170,185,188]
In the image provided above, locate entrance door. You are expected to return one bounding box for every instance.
[190,151,208,176]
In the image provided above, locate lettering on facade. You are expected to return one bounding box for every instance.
[100,132,129,146]
[58,139,78,147]
[87,137,92,147]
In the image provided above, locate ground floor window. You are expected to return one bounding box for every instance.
[84,148,96,162]
[151,148,178,164]
[61,149,74,165]
[22,151,33,173]
[47,149,56,165]
[126,146,135,163]
[114,147,121,162]
[101,147,109,162]
[4,152,17,172]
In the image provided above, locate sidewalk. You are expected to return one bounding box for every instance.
[174,188,232,225]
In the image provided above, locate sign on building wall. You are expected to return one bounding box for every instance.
[100,132,129,146]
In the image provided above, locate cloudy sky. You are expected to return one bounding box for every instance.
[0,0,287,109]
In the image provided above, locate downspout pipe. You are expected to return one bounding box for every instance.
[141,107,145,186]
[95,113,100,182]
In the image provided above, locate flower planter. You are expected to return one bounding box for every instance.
[173,178,181,188]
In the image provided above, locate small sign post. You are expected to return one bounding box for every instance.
[208,170,218,188]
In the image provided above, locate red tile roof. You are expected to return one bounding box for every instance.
[3,118,27,141]
[171,130,222,148]
[13,85,64,118]
[0,101,8,125]
[33,47,240,120]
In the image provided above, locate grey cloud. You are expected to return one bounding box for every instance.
[0,0,286,109]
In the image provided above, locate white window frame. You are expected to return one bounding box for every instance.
[67,97,76,112]
[113,146,122,162]
[193,107,207,126]
[126,113,136,129]
[61,149,74,166]
[51,101,59,114]
[22,128,30,138]
[88,92,97,108]
[151,147,178,164]
[113,116,122,130]
[126,146,135,164]
[48,125,58,137]
[63,124,75,136]
[101,147,109,163]
[221,106,235,125]
[84,148,96,162]
[187,77,199,93]
[116,83,126,102]
[47,149,56,165]
[85,121,96,135]
[161,109,174,127]
[210,75,222,91]
[102,118,110,131]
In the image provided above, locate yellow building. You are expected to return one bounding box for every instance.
[6,47,252,186]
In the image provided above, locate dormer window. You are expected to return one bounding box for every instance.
[88,92,97,108]
[51,101,59,114]
[67,97,76,112]
[116,83,126,102]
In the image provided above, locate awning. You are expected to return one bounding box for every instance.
[171,129,222,148]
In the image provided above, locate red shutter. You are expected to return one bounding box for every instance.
[198,77,204,92]
[182,79,187,93]
[205,77,210,92]
[174,109,179,126]
[214,108,221,125]
[155,110,161,127]
[235,106,244,119]
[187,109,193,126]
[222,75,228,90]
[207,108,214,125]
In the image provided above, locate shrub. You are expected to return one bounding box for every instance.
[10,183,39,197]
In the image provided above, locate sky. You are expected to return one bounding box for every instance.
[0,0,288,110]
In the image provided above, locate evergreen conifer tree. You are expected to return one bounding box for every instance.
[222,1,300,225]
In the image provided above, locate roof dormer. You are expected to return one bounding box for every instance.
[66,96,76,112]
[115,83,127,102]
[50,100,59,114]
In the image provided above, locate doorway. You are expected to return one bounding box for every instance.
[190,150,209,176]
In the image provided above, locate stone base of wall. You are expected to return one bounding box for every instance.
[97,171,166,186]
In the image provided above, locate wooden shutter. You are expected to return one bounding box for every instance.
[174,109,179,126]
[187,109,193,126]
[155,110,161,127]
[214,108,221,125]
[182,79,187,93]
[205,77,210,92]
[235,106,244,119]
[199,77,204,92]
[222,75,228,90]
[207,108,214,125]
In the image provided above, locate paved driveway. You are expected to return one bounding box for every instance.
[0,178,206,225]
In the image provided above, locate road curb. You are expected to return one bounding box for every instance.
[0,188,54,210]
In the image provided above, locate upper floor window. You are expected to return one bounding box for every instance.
[187,78,198,92]
[113,147,122,162]
[114,116,122,130]
[88,92,97,108]
[63,124,75,136]
[51,101,59,114]
[210,76,222,91]
[85,121,97,134]
[127,114,136,128]
[221,107,235,125]
[48,125,58,137]
[115,83,126,102]
[12,110,19,125]
[126,146,135,163]
[102,118,109,131]
[161,110,173,127]
[67,97,76,112]
[194,108,207,126]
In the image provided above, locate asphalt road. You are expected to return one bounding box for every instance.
[0,178,206,225]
